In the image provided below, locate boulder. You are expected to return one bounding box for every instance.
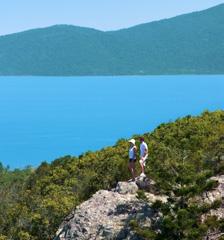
[115,181,138,194]
[135,176,158,194]
[55,181,161,240]
[55,175,224,240]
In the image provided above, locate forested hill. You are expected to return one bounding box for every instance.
[0,4,224,76]
[0,110,224,239]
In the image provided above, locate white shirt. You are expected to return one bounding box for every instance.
[129,146,136,159]
[140,141,148,158]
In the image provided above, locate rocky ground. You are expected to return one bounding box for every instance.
[201,176,224,240]
[54,177,167,240]
[55,175,224,240]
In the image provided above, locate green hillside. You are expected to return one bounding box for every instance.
[0,4,224,75]
[0,110,224,239]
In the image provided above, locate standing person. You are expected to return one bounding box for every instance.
[139,137,148,177]
[128,139,137,181]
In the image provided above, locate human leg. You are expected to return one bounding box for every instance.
[139,158,146,176]
[128,160,136,180]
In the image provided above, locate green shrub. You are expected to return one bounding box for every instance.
[1,110,224,239]
[137,190,148,201]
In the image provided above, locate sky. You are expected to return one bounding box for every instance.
[1,0,224,36]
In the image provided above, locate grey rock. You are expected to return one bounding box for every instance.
[55,181,162,240]
[194,175,224,206]
[116,181,138,194]
[203,231,224,240]
[198,175,224,240]
[135,176,158,194]
[55,175,224,240]
[145,192,168,204]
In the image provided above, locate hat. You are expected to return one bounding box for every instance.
[128,139,136,145]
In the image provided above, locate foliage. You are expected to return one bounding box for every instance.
[137,190,148,201]
[0,110,224,239]
[1,4,224,75]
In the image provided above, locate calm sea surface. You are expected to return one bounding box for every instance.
[0,75,223,168]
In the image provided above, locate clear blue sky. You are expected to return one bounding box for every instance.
[1,0,224,36]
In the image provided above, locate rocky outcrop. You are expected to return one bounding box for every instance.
[55,175,224,240]
[199,175,224,240]
[200,175,224,206]
[115,181,139,195]
[55,178,166,240]
[135,176,158,194]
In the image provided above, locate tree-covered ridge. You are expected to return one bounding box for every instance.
[0,4,224,76]
[0,165,33,239]
[0,110,224,239]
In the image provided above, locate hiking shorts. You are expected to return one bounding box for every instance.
[129,158,136,163]
[139,155,148,166]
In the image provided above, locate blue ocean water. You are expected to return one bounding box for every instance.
[0,75,223,169]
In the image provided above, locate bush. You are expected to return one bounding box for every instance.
[1,110,224,239]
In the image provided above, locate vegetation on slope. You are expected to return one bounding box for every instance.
[0,4,224,75]
[0,110,224,239]
[0,165,33,240]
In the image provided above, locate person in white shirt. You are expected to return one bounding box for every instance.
[139,137,148,177]
[128,139,137,181]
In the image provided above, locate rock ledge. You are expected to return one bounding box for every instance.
[55,179,163,240]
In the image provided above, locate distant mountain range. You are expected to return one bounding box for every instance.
[0,4,224,76]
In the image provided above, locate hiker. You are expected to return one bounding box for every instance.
[139,137,148,177]
[128,139,137,181]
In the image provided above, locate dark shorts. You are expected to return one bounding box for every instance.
[129,158,136,163]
